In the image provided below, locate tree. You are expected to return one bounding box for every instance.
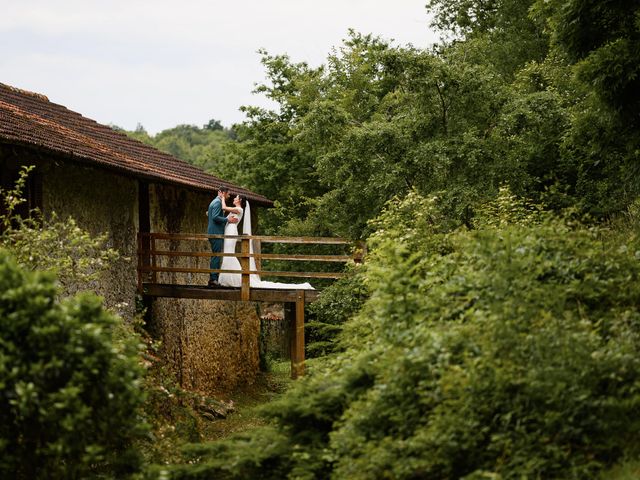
[204,119,223,131]
[426,0,549,77]
[124,123,233,174]
[533,0,640,124]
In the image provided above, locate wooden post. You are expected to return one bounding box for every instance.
[355,240,367,263]
[253,238,262,274]
[285,302,295,377]
[136,233,143,293]
[150,235,157,284]
[289,290,305,379]
[240,237,250,301]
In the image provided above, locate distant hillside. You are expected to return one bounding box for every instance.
[116,120,235,174]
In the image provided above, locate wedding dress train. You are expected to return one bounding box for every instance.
[218,201,314,290]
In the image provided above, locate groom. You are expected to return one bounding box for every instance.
[207,186,238,287]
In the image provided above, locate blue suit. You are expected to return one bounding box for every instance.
[207,196,228,281]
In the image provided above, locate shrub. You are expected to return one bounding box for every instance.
[330,195,640,479]
[0,251,147,479]
[306,268,369,358]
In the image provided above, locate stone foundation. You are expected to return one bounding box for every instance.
[150,298,261,395]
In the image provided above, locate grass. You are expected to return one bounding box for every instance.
[199,359,293,441]
[139,348,294,465]
[601,459,640,480]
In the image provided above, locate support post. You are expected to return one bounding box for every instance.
[289,290,305,379]
[136,233,143,293]
[150,235,157,284]
[240,237,250,301]
[253,238,262,274]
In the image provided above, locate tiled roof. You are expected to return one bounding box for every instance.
[0,83,273,206]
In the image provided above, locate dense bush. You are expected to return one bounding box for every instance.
[0,251,147,479]
[164,192,640,479]
[326,194,640,479]
[305,268,369,358]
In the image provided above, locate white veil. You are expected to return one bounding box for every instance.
[242,201,259,281]
[242,200,314,290]
[242,200,252,236]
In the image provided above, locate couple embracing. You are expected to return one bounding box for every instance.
[206,186,313,290]
[207,186,244,288]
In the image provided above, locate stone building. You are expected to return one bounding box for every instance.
[0,83,272,394]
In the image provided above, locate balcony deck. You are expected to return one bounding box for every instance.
[137,233,364,378]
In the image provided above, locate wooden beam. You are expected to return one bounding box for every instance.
[150,236,157,283]
[254,238,262,272]
[140,232,350,244]
[240,237,250,301]
[285,302,295,378]
[136,233,143,293]
[292,290,306,378]
[142,250,248,258]
[140,249,353,262]
[139,265,345,279]
[142,283,320,303]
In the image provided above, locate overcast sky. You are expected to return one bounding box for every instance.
[1,0,438,135]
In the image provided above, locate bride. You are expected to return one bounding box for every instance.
[218,195,314,290]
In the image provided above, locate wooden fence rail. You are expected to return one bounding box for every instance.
[137,233,365,301]
[137,232,365,379]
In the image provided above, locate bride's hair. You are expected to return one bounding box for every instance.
[232,194,246,208]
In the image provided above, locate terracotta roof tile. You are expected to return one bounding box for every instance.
[0,83,272,206]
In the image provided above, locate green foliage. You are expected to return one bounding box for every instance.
[153,426,292,480]
[601,459,640,480]
[138,348,204,466]
[207,0,637,239]
[426,0,549,77]
[0,166,120,295]
[159,356,375,480]
[525,0,640,214]
[229,33,519,237]
[339,194,640,479]
[473,185,545,228]
[169,192,640,479]
[330,201,640,479]
[0,164,34,231]
[122,122,235,175]
[536,0,640,122]
[3,213,120,291]
[306,268,369,358]
[0,251,147,479]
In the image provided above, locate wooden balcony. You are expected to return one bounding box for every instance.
[137,232,365,377]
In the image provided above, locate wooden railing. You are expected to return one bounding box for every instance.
[137,233,365,301]
[137,232,365,379]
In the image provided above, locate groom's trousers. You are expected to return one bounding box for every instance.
[209,238,223,281]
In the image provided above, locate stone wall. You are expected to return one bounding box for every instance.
[151,298,261,393]
[41,161,138,319]
[260,303,291,360]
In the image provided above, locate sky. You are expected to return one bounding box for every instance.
[0,0,438,135]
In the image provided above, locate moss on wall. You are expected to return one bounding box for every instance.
[41,161,138,319]
[151,298,261,393]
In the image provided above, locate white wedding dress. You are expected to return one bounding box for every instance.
[218,201,314,290]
